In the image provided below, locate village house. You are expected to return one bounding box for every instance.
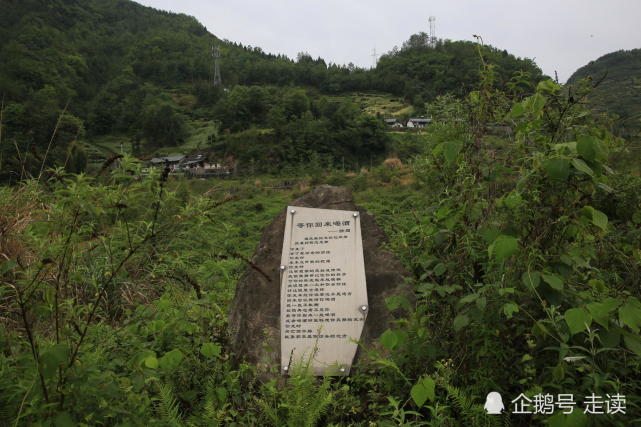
[148,155,185,171]
[147,154,229,177]
[384,118,404,128]
[406,117,432,128]
[180,154,230,177]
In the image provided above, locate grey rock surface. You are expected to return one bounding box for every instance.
[228,185,411,371]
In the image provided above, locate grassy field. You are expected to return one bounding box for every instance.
[327,92,414,117]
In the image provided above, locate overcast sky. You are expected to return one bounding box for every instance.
[135,0,641,83]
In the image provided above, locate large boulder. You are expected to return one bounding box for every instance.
[228,185,411,371]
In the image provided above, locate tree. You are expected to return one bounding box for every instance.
[141,102,186,148]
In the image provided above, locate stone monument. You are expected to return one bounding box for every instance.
[280,206,368,375]
[229,185,411,375]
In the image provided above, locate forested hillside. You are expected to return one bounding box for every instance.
[375,33,543,107]
[0,0,545,182]
[568,49,641,131]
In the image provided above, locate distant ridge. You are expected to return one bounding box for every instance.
[567,49,641,128]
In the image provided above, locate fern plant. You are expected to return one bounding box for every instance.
[156,382,183,427]
[255,354,334,427]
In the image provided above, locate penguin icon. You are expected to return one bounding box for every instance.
[484,392,504,414]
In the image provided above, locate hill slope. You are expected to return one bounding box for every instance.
[567,49,641,127]
[0,0,545,180]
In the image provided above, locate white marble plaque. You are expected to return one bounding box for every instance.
[280,206,368,376]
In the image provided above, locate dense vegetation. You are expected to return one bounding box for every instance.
[1,0,640,425]
[0,0,542,181]
[374,33,543,108]
[568,49,641,134]
[2,40,641,424]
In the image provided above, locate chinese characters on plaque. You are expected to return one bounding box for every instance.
[280,206,368,375]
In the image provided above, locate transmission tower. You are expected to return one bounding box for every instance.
[212,45,222,87]
[428,16,436,47]
[371,47,378,68]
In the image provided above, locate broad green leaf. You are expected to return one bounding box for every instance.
[599,327,621,348]
[537,79,561,94]
[533,321,551,338]
[489,235,519,261]
[577,135,598,162]
[442,141,463,165]
[503,191,523,209]
[564,308,592,335]
[618,297,641,333]
[159,349,184,371]
[144,355,159,369]
[577,135,607,163]
[479,226,501,245]
[521,271,541,289]
[541,273,564,290]
[380,329,399,350]
[200,342,222,359]
[502,302,519,319]
[385,295,410,311]
[571,158,594,177]
[623,332,641,357]
[587,299,619,329]
[523,93,546,113]
[591,208,608,231]
[40,343,70,379]
[510,102,525,118]
[453,313,470,331]
[459,293,478,305]
[410,377,435,407]
[433,263,446,276]
[553,141,577,153]
[552,363,565,382]
[542,158,570,180]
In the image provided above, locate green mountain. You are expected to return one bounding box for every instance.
[0,0,544,180]
[373,33,543,107]
[567,49,641,129]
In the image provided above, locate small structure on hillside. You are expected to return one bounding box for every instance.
[148,154,229,177]
[149,155,185,171]
[384,118,404,128]
[180,154,230,177]
[406,117,432,128]
[180,154,207,169]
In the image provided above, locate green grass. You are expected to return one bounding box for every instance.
[327,92,414,117]
[175,119,218,153]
